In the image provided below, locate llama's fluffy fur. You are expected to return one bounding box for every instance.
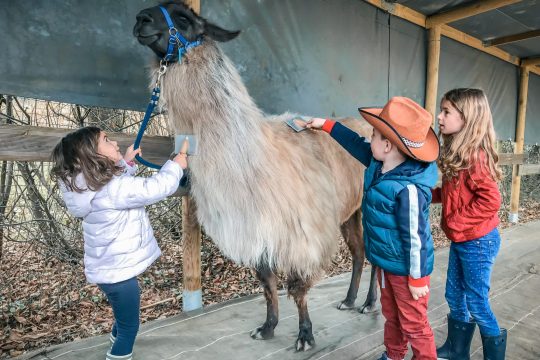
[151,41,371,278]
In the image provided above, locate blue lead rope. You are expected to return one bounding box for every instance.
[134,87,162,169]
[133,5,202,170]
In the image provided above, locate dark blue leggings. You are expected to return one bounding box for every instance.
[98,277,140,356]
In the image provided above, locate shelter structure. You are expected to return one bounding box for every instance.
[1,0,539,311]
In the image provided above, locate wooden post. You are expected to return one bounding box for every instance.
[425,25,441,124]
[187,0,200,13]
[181,196,202,311]
[509,66,529,223]
[181,0,203,312]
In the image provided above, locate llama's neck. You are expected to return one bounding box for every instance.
[156,41,265,142]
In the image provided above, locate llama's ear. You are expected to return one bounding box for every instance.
[205,23,240,42]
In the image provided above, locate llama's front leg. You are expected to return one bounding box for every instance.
[287,275,315,351]
[251,263,279,340]
[358,265,378,313]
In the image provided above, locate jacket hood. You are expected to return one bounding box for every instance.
[376,159,438,190]
[60,173,97,218]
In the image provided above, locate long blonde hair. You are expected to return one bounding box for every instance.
[438,88,502,181]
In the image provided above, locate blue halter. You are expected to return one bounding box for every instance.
[159,6,202,62]
[134,6,202,169]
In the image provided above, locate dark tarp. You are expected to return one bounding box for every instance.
[0,0,150,110]
[0,0,538,141]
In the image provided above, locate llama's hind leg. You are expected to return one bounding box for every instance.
[287,274,315,351]
[358,265,378,314]
[338,208,365,310]
[251,263,279,340]
[338,209,379,313]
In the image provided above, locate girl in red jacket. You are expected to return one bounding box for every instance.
[433,88,506,360]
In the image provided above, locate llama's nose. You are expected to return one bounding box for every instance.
[136,12,154,25]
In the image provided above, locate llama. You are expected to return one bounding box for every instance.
[133,1,377,350]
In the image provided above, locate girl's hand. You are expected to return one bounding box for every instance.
[306,117,326,129]
[173,138,189,169]
[124,144,142,163]
[409,284,429,300]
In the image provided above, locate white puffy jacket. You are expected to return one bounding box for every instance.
[61,160,183,284]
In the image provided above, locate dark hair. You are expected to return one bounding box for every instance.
[51,126,122,192]
[378,131,406,157]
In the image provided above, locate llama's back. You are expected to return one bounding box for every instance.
[265,114,371,222]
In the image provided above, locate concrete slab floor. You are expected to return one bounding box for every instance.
[17,221,540,360]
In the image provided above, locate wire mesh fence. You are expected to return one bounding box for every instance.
[0,95,191,357]
[1,94,539,358]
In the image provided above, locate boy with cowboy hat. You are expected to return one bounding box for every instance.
[306,97,440,360]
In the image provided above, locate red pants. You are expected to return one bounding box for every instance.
[378,269,437,360]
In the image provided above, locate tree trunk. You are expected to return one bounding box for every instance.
[0,95,14,261]
[0,160,13,261]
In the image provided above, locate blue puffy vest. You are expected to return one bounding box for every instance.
[361,159,437,276]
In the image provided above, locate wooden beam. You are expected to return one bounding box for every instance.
[364,1,521,66]
[521,56,540,67]
[498,153,527,166]
[509,67,529,222]
[425,26,441,122]
[426,0,521,28]
[530,65,540,77]
[363,0,426,27]
[0,125,173,163]
[441,25,520,65]
[518,164,540,176]
[484,29,540,47]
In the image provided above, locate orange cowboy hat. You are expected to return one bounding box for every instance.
[358,96,440,162]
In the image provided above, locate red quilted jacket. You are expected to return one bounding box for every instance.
[432,152,501,242]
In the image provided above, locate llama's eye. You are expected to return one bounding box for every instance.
[175,15,189,25]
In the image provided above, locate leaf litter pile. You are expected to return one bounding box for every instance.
[1,201,539,358]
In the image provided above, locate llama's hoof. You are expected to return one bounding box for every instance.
[295,336,315,351]
[337,300,356,310]
[250,325,274,340]
[358,302,379,314]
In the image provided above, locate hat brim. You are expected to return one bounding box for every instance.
[358,107,440,163]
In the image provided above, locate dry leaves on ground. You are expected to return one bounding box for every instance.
[1,201,539,358]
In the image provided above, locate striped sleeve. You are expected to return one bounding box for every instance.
[396,184,430,287]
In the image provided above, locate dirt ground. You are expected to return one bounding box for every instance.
[1,199,539,359]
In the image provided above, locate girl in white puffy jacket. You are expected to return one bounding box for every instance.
[51,126,188,360]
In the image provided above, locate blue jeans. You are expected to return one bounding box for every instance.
[445,228,501,336]
[98,277,140,355]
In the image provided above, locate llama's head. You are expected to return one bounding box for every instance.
[133,1,240,62]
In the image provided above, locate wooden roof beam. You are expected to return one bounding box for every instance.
[364,1,521,66]
[521,56,540,67]
[426,0,522,28]
[363,0,426,27]
[484,29,540,47]
[529,66,540,76]
[441,25,520,65]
